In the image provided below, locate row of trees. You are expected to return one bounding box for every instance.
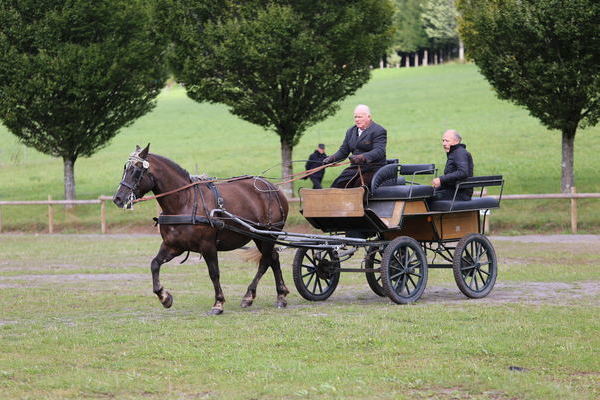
[1,0,598,199]
[388,0,463,68]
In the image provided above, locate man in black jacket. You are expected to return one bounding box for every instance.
[432,129,474,200]
[323,104,387,188]
[304,144,327,189]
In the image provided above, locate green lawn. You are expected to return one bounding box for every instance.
[1,63,599,232]
[1,234,598,399]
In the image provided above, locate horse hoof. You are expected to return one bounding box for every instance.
[240,299,253,308]
[208,307,223,316]
[161,293,173,309]
[277,301,287,309]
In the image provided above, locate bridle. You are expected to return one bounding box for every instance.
[119,152,151,209]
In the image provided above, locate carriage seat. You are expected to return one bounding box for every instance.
[370,163,435,200]
[427,175,504,211]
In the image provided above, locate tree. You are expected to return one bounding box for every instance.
[156,0,394,195]
[392,0,429,64]
[0,0,167,201]
[458,0,600,192]
[421,0,463,61]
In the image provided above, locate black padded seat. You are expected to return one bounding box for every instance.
[427,196,500,212]
[372,184,434,200]
[370,162,435,200]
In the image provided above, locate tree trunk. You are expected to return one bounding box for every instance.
[459,39,465,62]
[63,156,76,208]
[561,129,576,193]
[404,54,410,68]
[423,49,428,66]
[415,52,420,67]
[280,140,293,198]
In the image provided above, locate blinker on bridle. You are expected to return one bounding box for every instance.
[120,152,150,209]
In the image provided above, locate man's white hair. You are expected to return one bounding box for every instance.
[354,104,371,115]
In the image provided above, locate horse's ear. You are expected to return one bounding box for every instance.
[139,143,150,158]
[135,145,141,151]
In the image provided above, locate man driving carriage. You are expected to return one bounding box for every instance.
[323,104,387,188]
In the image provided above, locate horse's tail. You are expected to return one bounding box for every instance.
[238,246,262,264]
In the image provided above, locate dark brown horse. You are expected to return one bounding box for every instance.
[113,144,290,315]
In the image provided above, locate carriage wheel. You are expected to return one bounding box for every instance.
[452,233,497,298]
[292,248,340,301]
[380,237,428,304]
[364,247,385,297]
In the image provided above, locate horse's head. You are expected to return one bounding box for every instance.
[113,144,154,209]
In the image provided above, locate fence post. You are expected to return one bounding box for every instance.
[100,198,107,234]
[48,195,54,234]
[571,187,577,233]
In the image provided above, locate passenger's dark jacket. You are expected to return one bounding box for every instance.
[305,150,327,179]
[439,143,474,199]
[330,122,387,172]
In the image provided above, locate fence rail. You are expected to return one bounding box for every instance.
[0,191,597,234]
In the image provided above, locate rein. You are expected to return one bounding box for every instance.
[132,161,351,204]
[133,176,250,203]
[274,160,351,186]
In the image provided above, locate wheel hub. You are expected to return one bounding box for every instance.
[316,259,336,280]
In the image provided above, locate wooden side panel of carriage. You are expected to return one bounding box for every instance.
[301,187,365,217]
[382,200,480,241]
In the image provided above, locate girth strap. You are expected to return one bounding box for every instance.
[155,215,225,229]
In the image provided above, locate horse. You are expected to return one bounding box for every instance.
[112,144,290,315]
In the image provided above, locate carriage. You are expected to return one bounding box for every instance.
[221,161,504,305]
[114,146,504,313]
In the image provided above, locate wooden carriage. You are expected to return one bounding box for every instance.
[293,163,504,304]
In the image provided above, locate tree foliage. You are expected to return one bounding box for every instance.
[458,0,600,192]
[0,0,167,200]
[421,0,459,46]
[392,0,428,53]
[157,0,394,192]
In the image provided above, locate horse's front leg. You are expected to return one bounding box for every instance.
[151,242,182,308]
[202,248,225,315]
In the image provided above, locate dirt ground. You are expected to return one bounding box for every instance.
[2,234,598,307]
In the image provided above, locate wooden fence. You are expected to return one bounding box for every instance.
[0,190,598,234]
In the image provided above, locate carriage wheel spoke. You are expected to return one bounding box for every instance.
[390,271,404,281]
[399,274,408,295]
[407,274,418,289]
[304,270,315,288]
[461,263,476,272]
[477,269,487,285]
[393,253,405,268]
[306,251,317,266]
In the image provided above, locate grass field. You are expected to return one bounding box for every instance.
[1,234,598,399]
[1,63,599,233]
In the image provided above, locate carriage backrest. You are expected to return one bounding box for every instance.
[371,163,436,192]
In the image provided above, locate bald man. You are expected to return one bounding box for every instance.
[323,104,387,188]
[432,129,474,200]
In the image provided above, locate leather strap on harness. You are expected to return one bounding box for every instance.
[154,215,226,229]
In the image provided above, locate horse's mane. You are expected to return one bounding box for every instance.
[149,153,192,180]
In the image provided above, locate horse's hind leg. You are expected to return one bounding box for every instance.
[270,248,289,308]
[240,243,270,308]
[151,242,182,308]
[241,240,289,309]
[202,248,225,315]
